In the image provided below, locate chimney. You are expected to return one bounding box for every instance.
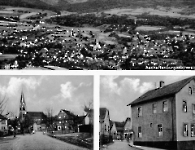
[160,81,165,88]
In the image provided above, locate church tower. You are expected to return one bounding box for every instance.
[19,91,27,123]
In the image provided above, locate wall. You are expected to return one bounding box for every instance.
[175,79,195,142]
[110,123,117,139]
[131,96,175,142]
[99,110,110,136]
[0,120,7,131]
[124,119,131,131]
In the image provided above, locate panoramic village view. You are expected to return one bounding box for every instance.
[0,0,195,69]
[100,75,195,150]
[0,75,94,150]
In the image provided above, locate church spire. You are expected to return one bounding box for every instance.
[19,90,27,122]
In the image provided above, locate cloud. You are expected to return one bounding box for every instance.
[101,76,154,96]
[100,76,154,122]
[101,76,119,93]
[0,77,44,114]
[47,81,93,115]
[60,82,76,100]
[120,78,154,94]
[78,82,92,88]
[0,77,42,97]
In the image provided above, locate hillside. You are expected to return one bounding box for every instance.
[0,0,56,11]
[0,0,195,13]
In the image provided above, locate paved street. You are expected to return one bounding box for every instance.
[0,132,89,150]
[101,140,140,150]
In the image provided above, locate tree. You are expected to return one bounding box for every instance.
[45,107,53,128]
[83,100,93,114]
[0,95,8,115]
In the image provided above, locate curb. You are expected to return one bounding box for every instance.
[128,143,143,150]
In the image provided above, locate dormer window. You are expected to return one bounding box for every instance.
[189,87,192,95]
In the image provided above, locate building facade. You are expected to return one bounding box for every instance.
[124,117,133,139]
[0,114,8,135]
[56,109,75,133]
[128,76,195,150]
[99,108,110,136]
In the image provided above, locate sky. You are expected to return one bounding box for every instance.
[100,75,191,122]
[0,75,93,117]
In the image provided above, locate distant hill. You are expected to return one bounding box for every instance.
[0,0,56,11]
[0,0,195,13]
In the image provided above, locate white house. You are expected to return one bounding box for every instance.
[99,108,110,136]
[0,114,8,133]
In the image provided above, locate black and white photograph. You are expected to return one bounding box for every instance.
[0,1,195,70]
[0,75,94,150]
[100,75,195,150]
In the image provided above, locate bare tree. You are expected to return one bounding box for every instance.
[0,95,8,115]
[45,107,53,128]
[83,100,93,113]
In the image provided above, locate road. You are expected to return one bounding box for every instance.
[101,140,140,150]
[0,132,89,150]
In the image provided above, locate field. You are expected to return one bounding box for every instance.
[103,6,195,19]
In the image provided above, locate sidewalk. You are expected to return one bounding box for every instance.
[129,143,166,150]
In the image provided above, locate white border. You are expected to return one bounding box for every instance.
[1,70,195,150]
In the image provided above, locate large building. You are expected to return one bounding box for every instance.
[55,109,76,133]
[18,91,47,131]
[127,76,195,150]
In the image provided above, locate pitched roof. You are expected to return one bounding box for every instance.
[128,76,195,106]
[75,115,86,124]
[0,114,7,120]
[99,108,108,120]
[27,112,46,118]
[124,117,131,124]
[114,121,125,128]
[59,109,76,118]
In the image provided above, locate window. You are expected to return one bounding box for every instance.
[191,124,195,137]
[105,124,106,131]
[193,85,195,93]
[1,120,5,124]
[183,123,188,137]
[192,104,195,115]
[163,101,168,112]
[189,87,193,95]
[158,124,163,137]
[138,107,142,117]
[183,101,187,112]
[138,126,142,138]
[150,123,153,127]
[152,103,157,113]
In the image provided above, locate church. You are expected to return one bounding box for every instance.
[18,91,47,132]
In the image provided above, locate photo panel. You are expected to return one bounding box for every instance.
[0,74,94,150]
[100,74,195,150]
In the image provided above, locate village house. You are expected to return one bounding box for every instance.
[18,91,47,132]
[0,114,8,135]
[55,109,93,134]
[27,112,47,131]
[127,76,195,150]
[124,117,133,140]
[56,109,76,133]
[99,107,111,136]
[110,121,125,140]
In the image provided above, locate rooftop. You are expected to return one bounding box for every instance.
[128,76,195,106]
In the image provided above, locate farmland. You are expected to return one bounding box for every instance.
[0,4,195,69]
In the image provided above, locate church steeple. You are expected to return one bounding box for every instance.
[19,91,27,122]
